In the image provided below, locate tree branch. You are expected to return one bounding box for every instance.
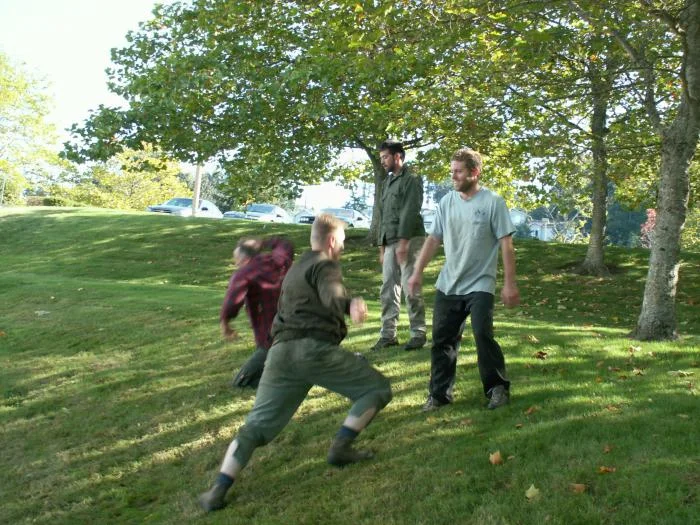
[567,0,663,132]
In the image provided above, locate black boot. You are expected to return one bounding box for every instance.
[198,483,229,512]
[327,436,374,467]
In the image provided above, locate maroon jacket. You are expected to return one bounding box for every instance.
[220,237,294,349]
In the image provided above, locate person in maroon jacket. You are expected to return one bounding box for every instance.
[220,236,294,388]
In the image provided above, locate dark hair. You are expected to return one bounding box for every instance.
[379,140,405,160]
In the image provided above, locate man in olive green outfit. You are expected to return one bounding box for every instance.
[373,139,427,352]
[199,214,393,513]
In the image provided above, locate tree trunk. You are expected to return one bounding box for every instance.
[633,123,695,340]
[579,69,610,276]
[355,139,385,245]
[633,0,700,340]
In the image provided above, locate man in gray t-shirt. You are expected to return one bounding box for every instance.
[408,147,520,411]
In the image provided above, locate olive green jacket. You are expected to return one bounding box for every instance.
[377,164,425,246]
[271,251,351,345]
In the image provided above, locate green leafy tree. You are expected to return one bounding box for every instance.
[53,144,190,210]
[63,1,511,241]
[567,0,700,340]
[605,199,647,247]
[0,52,60,204]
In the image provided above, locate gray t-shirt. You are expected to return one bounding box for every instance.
[430,188,515,296]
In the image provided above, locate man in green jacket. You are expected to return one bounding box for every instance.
[198,214,393,512]
[372,140,427,352]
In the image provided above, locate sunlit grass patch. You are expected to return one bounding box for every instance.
[0,208,698,524]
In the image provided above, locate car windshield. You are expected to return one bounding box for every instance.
[247,204,275,213]
[323,208,353,219]
[165,198,193,207]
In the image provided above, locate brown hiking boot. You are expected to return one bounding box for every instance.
[370,336,399,351]
[327,436,374,467]
[198,483,229,512]
[403,334,427,351]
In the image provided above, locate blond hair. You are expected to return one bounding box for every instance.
[310,213,345,246]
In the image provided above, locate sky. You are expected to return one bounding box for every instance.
[0,0,350,209]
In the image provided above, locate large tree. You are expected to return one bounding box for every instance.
[64,1,510,237]
[53,144,190,210]
[568,0,700,340]
[0,52,60,204]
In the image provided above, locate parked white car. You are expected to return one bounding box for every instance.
[421,209,436,232]
[147,197,223,218]
[223,210,246,220]
[320,208,370,228]
[244,203,292,223]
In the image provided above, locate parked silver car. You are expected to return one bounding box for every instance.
[320,208,370,228]
[147,197,223,218]
[223,210,246,220]
[244,203,292,223]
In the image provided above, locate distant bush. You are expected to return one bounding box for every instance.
[25,196,44,206]
[41,196,83,207]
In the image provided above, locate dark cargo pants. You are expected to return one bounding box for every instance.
[232,338,392,468]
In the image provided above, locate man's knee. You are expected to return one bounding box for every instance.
[374,375,393,410]
[234,422,276,465]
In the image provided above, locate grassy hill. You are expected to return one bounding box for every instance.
[1,207,698,524]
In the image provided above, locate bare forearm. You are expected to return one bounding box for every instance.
[414,235,440,274]
[500,238,517,286]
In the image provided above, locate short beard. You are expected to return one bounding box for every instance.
[455,178,477,193]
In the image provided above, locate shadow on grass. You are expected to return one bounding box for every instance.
[2,209,698,524]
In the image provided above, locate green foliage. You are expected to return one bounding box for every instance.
[606,200,647,248]
[682,206,700,250]
[0,51,62,203]
[41,196,84,207]
[53,144,190,210]
[0,208,697,524]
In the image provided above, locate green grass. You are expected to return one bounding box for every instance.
[1,206,698,525]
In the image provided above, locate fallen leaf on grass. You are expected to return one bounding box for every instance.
[598,466,616,474]
[595,376,604,383]
[603,444,614,454]
[460,419,473,426]
[527,335,540,344]
[489,451,503,465]
[628,345,641,353]
[678,414,690,419]
[0,331,6,337]
[668,370,694,377]
[525,406,538,415]
[35,310,51,317]
[525,484,540,500]
[533,350,548,359]
[596,361,605,368]
[606,405,621,412]
[570,483,587,493]
[455,470,464,476]
[515,423,523,429]
[632,368,645,376]
[608,366,621,372]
